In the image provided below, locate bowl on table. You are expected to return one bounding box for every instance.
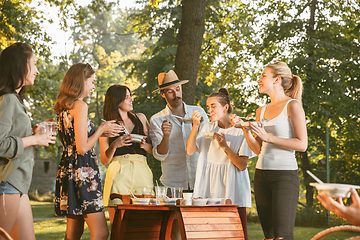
[192,198,208,206]
[131,198,151,205]
[163,198,181,205]
[241,121,261,130]
[207,198,226,205]
[310,183,360,198]
[130,134,146,143]
[203,132,214,139]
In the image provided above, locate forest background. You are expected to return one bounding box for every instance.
[1,0,359,227]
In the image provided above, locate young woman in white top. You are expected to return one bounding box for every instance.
[187,88,253,240]
[232,62,307,240]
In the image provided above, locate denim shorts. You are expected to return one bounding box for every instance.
[0,181,21,194]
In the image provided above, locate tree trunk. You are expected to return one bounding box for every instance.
[174,0,206,105]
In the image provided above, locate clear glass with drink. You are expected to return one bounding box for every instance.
[40,122,57,133]
[142,187,153,198]
[171,187,183,199]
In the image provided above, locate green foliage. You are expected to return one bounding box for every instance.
[246,0,360,205]
[0,0,77,57]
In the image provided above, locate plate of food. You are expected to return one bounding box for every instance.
[163,198,181,205]
[131,198,151,205]
[310,183,360,198]
[192,198,208,205]
[241,121,261,130]
[130,134,146,143]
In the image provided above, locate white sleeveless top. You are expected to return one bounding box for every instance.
[256,99,298,170]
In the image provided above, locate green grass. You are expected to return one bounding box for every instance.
[31,201,56,219]
[31,201,360,240]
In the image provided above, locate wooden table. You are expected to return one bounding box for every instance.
[110,194,244,240]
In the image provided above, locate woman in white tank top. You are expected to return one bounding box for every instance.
[232,62,307,240]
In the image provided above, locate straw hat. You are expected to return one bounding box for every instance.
[152,70,189,93]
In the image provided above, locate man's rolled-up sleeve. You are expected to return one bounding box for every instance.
[149,117,168,161]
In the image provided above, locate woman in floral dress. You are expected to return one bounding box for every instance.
[54,63,122,240]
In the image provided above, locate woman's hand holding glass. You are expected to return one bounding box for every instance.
[32,118,57,147]
[34,131,57,146]
[100,120,123,137]
[33,118,56,134]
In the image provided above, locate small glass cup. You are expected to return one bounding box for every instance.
[171,187,183,199]
[142,187,153,198]
[155,186,167,199]
[40,122,57,133]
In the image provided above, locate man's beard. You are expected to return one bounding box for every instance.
[169,97,182,107]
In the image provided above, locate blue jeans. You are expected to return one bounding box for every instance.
[0,181,21,194]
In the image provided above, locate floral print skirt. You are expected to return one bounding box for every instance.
[54,151,104,216]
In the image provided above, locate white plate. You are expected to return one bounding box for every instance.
[130,134,146,143]
[203,132,214,139]
[310,183,360,198]
[241,121,261,130]
[131,198,151,205]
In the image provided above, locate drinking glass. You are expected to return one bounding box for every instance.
[171,187,183,199]
[142,187,153,198]
[40,122,57,133]
[155,186,167,199]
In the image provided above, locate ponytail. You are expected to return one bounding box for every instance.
[266,62,303,103]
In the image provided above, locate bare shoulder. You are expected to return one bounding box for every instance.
[73,99,87,108]
[255,106,263,115]
[136,113,149,123]
[288,99,303,111]
[288,99,305,118]
[70,100,88,117]
[255,107,263,121]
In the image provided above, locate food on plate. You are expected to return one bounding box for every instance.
[241,121,261,130]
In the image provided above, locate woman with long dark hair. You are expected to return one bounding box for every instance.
[0,42,56,240]
[100,84,153,224]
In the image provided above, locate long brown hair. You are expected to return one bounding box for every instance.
[54,63,95,114]
[0,42,34,98]
[266,62,303,103]
[103,84,137,124]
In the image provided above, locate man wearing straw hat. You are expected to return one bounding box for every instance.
[149,70,208,192]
